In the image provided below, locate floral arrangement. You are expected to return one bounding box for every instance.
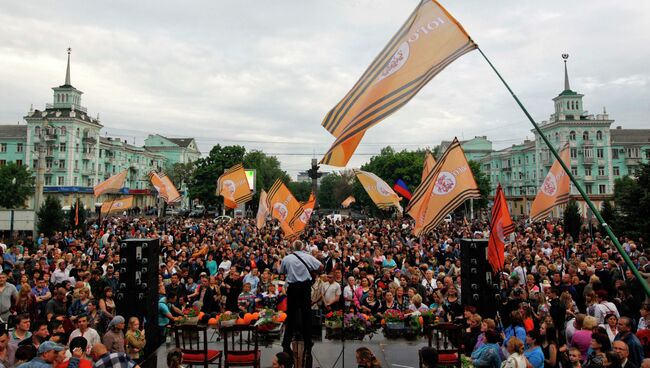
[384,309,405,323]
[218,311,238,322]
[255,309,279,327]
[182,305,200,318]
[324,310,344,328]
[344,312,372,333]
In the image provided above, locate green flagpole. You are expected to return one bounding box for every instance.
[477,47,650,298]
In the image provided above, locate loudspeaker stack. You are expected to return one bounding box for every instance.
[460,239,499,319]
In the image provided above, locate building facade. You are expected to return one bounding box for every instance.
[453,58,650,218]
[0,50,200,210]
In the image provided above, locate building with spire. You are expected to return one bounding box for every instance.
[0,49,200,210]
[448,55,650,218]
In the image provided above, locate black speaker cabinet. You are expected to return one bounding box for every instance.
[116,238,160,358]
[460,239,498,318]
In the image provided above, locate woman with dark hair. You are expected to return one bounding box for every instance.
[166,347,183,368]
[584,333,611,368]
[355,347,381,368]
[541,322,559,368]
[272,351,294,368]
[599,313,618,343]
[471,329,501,368]
[525,331,545,368]
[504,311,527,349]
[603,351,622,368]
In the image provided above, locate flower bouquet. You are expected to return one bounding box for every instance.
[218,311,238,328]
[382,309,406,338]
[179,305,200,325]
[343,312,374,340]
[324,310,343,329]
[254,309,282,333]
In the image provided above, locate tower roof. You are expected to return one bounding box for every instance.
[558,53,576,96]
[61,48,73,88]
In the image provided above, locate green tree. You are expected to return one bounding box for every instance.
[37,196,64,237]
[563,200,582,241]
[243,150,290,209]
[188,145,246,207]
[165,161,196,189]
[67,200,86,231]
[318,170,355,209]
[613,163,650,241]
[0,162,35,209]
[286,181,312,202]
[468,160,491,210]
[599,200,616,235]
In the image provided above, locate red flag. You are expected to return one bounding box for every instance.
[487,184,514,272]
[74,199,79,226]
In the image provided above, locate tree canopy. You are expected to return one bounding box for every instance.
[37,196,64,237]
[0,162,34,209]
[612,163,650,241]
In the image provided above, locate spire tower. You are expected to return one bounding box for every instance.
[64,47,72,86]
[562,53,570,91]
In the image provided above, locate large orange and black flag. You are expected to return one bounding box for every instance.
[265,179,304,238]
[488,184,514,272]
[406,138,480,236]
[290,192,316,236]
[421,151,436,182]
[320,0,477,167]
[217,164,253,209]
[530,144,571,222]
[341,196,356,208]
[354,170,403,213]
[101,196,134,214]
[256,190,269,230]
[149,172,182,204]
[94,170,127,197]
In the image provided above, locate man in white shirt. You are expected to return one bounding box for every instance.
[322,274,341,311]
[68,314,101,354]
[51,261,70,286]
[594,290,620,324]
[343,276,356,309]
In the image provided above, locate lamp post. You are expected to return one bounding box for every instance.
[9,177,16,241]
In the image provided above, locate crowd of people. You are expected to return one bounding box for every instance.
[0,210,648,367]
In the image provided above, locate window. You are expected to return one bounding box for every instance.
[570,148,577,158]
[586,183,593,194]
[0,143,6,153]
[599,185,607,194]
[585,166,592,176]
[46,159,53,168]
[58,176,64,185]
[60,143,66,152]
[598,166,605,176]
[74,177,77,185]
[597,148,604,158]
[596,131,603,140]
[16,160,22,166]
[584,148,593,158]
[33,160,37,169]
[583,131,589,141]
[0,160,6,166]
[45,176,52,185]
[35,126,40,136]
[612,149,619,159]
[555,132,559,141]
[613,166,620,176]
[627,147,640,158]
[571,167,578,176]
[74,160,78,169]
[569,131,576,140]
[58,159,65,169]
[61,126,66,135]
[16,143,23,153]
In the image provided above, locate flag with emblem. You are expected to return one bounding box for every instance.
[94,170,127,197]
[265,179,304,237]
[149,172,182,204]
[256,190,268,230]
[320,0,477,167]
[341,195,356,208]
[354,170,403,213]
[101,196,134,214]
[290,192,316,236]
[406,138,480,236]
[422,151,437,182]
[529,144,571,222]
[488,184,514,272]
[217,163,253,209]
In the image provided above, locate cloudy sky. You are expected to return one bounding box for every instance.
[1,1,648,178]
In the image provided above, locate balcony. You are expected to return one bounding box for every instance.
[583,175,594,182]
[582,139,593,147]
[502,166,512,172]
[597,175,608,180]
[45,103,87,113]
[55,166,66,172]
[626,157,640,166]
[44,134,57,141]
[583,156,594,164]
[83,152,95,160]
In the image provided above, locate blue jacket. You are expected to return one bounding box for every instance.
[471,343,502,368]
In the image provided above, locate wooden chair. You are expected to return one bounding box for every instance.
[173,323,222,368]
[420,322,462,368]
[221,325,261,368]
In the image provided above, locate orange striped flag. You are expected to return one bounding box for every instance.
[422,151,437,182]
[406,138,480,236]
[354,170,403,213]
[290,193,316,236]
[488,184,514,272]
[101,196,134,214]
[320,0,476,167]
[341,195,356,208]
[149,172,182,204]
[530,144,571,222]
[94,170,127,198]
[256,190,268,230]
[217,164,253,209]
[265,179,303,237]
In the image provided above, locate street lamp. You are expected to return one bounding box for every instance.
[9,177,16,241]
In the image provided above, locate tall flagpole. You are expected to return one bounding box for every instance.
[477,47,650,298]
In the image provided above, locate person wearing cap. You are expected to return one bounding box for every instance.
[103,316,126,353]
[17,341,64,367]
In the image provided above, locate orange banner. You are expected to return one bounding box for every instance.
[290,193,316,236]
[101,196,134,214]
[488,184,514,272]
[150,172,182,204]
[320,0,476,167]
[94,170,127,198]
[265,179,303,238]
[256,190,268,230]
[217,163,253,209]
[406,138,480,236]
[421,151,437,183]
[341,195,356,208]
[530,144,571,222]
[354,170,402,213]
